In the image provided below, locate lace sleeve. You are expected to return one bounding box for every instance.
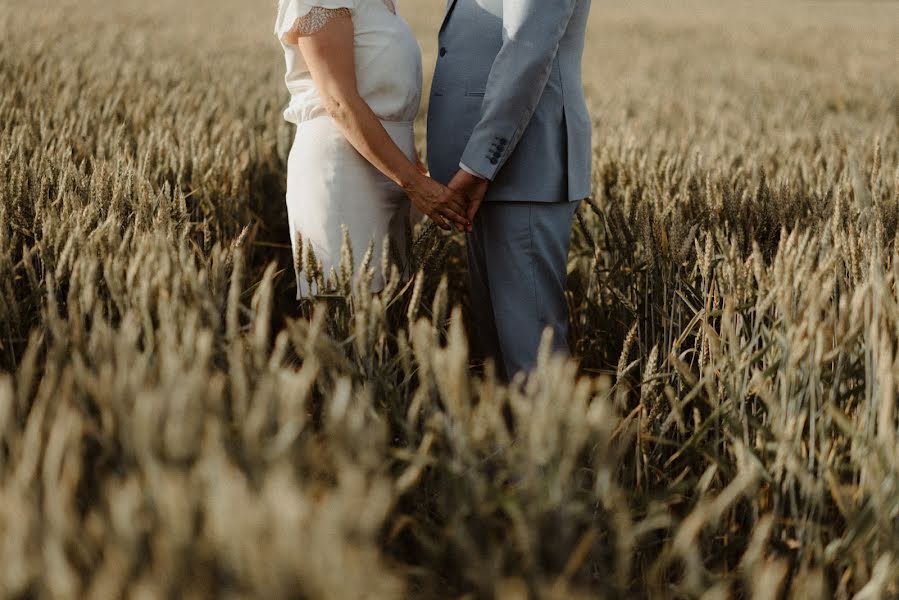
[286,6,352,39]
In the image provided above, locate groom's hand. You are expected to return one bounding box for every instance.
[448,170,489,232]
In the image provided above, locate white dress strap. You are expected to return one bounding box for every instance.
[276,0,356,44]
[287,7,352,40]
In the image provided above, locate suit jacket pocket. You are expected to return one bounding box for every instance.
[464,80,486,98]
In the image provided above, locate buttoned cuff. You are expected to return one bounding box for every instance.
[459,127,515,181]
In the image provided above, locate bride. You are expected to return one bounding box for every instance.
[275,0,469,298]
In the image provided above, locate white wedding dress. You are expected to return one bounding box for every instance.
[275,0,423,298]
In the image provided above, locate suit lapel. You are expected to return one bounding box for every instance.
[438,0,460,33]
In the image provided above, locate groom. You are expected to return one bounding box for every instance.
[427,0,593,380]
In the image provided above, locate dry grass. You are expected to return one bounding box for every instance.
[1,0,898,597]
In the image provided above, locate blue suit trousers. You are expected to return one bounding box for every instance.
[466,200,581,380]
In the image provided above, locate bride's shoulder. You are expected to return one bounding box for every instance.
[276,0,358,41]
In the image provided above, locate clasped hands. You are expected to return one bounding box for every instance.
[446,169,489,233]
[405,154,486,233]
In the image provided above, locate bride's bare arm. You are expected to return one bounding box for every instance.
[295,12,469,231]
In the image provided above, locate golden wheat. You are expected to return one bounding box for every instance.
[0,0,897,598]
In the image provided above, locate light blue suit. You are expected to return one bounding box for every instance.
[426,0,593,379]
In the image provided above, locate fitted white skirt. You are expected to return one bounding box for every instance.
[286,115,417,299]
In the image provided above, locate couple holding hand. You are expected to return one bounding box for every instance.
[275,0,592,380]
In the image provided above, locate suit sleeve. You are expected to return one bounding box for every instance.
[459,0,579,181]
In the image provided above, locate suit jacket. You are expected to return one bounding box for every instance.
[426,0,593,203]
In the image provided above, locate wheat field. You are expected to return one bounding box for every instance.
[1,0,898,598]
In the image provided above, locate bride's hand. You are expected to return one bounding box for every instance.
[404,174,470,232]
[415,152,429,176]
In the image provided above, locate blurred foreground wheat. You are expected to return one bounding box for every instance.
[1,0,898,598]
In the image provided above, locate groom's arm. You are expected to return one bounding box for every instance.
[459,0,579,181]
